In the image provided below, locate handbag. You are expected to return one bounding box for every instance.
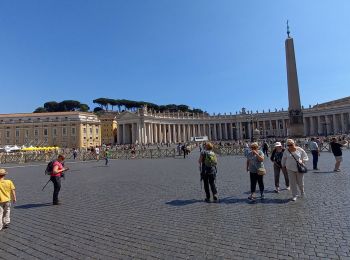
[288,149,308,173]
[256,160,266,176]
[257,167,266,176]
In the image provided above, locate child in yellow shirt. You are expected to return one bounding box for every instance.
[0,168,16,231]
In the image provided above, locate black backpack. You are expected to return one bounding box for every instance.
[45,160,56,175]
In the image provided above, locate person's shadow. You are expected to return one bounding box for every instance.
[220,196,290,204]
[15,203,52,209]
[166,199,202,206]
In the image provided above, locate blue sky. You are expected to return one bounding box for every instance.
[0,1,349,114]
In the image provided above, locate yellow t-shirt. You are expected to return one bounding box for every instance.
[0,179,15,203]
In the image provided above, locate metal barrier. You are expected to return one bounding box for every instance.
[214,146,246,156]
[0,148,176,164]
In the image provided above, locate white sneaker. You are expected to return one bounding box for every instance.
[286,186,290,190]
[291,197,297,201]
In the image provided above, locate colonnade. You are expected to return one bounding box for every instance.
[117,119,290,144]
[115,110,350,144]
[303,112,350,136]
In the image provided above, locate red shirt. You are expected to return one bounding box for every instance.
[51,161,63,177]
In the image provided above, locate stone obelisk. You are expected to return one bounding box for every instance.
[285,21,304,137]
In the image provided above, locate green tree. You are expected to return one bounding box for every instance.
[108,99,119,111]
[33,107,47,113]
[93,98,109,110]
[59,100,81,111]
[44,101,59,112]
[79,103,90,112]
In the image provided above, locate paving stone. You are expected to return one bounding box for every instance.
[0,150,349,259]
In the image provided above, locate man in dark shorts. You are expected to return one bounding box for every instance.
[330,137,344,172]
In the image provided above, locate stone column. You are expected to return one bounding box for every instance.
[269,120,273,136]
[148,123,152,144]
[238,122,242,140]
[130,123,134,144]
[154,124,158,143]
[162,124,167,143]
[333,114,338,134]
[159,124,163,143]
[177,124,181,142]
[182,124,186,142]
[122,124,126,144]
[224,123,228,140]
[167,124,172,143]
[317,117,322,135]
[172,124,176,143]
[218,123,222,140]
[213,124,217,140]
[247,122,252,140]
[341,113,345,133]
[187,125,191,141]
[326,116,331,135]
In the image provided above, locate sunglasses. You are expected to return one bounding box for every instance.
[287,144,293,146]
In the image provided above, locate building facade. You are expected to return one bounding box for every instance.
[0,112,101,148]
[99,113,118,145]
[113,97,350,144]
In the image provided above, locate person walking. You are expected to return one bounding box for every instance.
[95,147,100,162]
[270,142,289,193]
[246,142,265,201]
[281,139,308,202]
[330,137,344,172]
[0,168,17,231]
[104,149,110,166]
[50,155,68,205]
[309,137,320,170]
[182,144,187,159]
[198,142,218,202]
[262,141,269,157]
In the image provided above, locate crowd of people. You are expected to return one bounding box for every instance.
[198,136,348,203]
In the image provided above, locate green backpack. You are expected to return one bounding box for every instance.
[204,151,217,168]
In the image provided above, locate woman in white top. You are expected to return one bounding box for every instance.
[281,139,308,201]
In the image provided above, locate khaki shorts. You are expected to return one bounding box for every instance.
[335,156,343,162]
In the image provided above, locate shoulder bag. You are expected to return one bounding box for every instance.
[288,149,307,173]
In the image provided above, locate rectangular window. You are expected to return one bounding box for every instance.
[44,128,48,136]
[89,128,93,134]
[95,128,99,134]
[6,131,10,138]
[15,129,20,137]
[53,128,57,136]
[83,128,86,134]
[25,130,29,137]
[62,127,67,136]
[34,129,39,136]
[71,127,76,136]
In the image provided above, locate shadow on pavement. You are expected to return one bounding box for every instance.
[166,199,203,206]
[220,196,290,204]
[15,203,52,209]
[313,171,334,174]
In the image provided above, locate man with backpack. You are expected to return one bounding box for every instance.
[47,155,68,205]
[198,142,218,202]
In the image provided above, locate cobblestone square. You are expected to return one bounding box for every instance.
[1,150,350,259]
